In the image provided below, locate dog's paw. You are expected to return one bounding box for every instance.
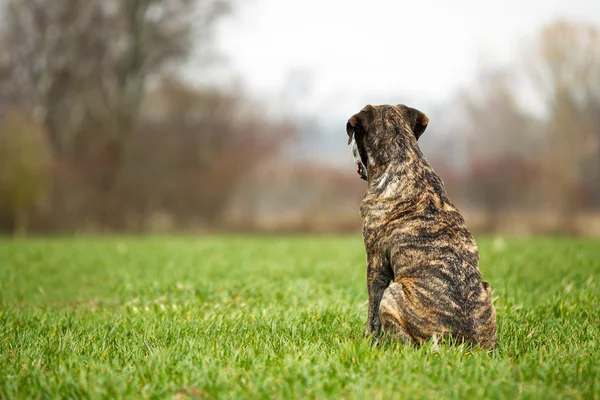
[365,327,383,347]
[370,335,381,347]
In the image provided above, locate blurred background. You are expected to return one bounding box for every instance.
[0,0,599,236]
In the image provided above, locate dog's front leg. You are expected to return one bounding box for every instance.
[365,253,392,339]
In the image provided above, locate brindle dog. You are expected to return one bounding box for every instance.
[347,104,497,350]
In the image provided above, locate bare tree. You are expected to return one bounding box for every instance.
[0,0,230,231]
[125,78,294,229]
[525,20,600,231]
[459,20,600,233]
[0,110,52,235]
[459,69,541,227]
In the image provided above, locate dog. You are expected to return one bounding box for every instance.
[347,104,497,350]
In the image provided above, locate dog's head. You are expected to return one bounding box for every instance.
[346,104,429,181]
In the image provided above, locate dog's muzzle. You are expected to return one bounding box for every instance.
[351,139,368,181]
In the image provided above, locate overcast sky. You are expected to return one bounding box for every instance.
[205,0,600,120]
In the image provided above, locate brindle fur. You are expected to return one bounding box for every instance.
[347,104,497,350]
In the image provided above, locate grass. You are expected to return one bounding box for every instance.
[0,235,599,399]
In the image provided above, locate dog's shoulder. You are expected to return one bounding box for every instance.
[363,190,478,258]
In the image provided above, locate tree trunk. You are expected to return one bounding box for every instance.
[13,207,28,236]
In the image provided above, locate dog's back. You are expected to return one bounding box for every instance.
[365,188,497,348]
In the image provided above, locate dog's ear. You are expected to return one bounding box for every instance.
[346,105,374,145]
[402,105,429,140]
[346,116,360,145]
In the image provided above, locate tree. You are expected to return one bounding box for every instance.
[459,20,600,233]
[526,20,600,230]
[0,0,230,230]
[124,78,294,229]
[0,110,52,235]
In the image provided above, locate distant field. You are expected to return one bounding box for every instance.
[1,236,599,399]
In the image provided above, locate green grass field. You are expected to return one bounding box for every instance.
[1,236,599,399]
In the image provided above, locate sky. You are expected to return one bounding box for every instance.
[207,0,600,121]
[186,0,600,166]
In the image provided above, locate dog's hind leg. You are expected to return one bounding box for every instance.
[379,282,416,345]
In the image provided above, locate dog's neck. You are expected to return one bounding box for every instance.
[364,144,446,204]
